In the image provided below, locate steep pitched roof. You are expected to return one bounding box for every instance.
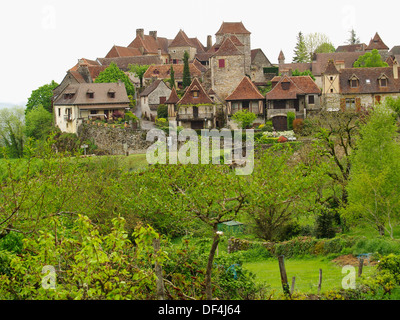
[312,52,365,75]
[339,66,400,94]
[105,45,142,58]
[69,58,100,71]
[143,63,202,80]
[189,38,206,53]
[366,33,389,51]
[212,37,243,57]
[177,78,213,105]
[216,22,251,35]
[54,83,130,107]
[140,80,169,97]
[128,34,170,55]
[267,76,320,100]
[165,87,180,104]
[278,50,285,61]
[169,29,194,48]
[225,76,265,101]
[336,43,367,53]
[322,59,340,75]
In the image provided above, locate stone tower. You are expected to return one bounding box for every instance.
[215,22,251,76]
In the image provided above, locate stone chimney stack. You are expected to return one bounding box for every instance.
[158,48,162,58]
[136,28,144,39]
[207,35,212,51]
[150,31,158,40]
[394,59,399,80]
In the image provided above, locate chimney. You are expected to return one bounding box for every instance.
[136,28,144,39]
[150,31,157,40]
[207,35,212,51]
[394,59,399,80]
[158,48,162,58]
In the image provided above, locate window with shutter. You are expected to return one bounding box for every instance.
[219,59,225,68]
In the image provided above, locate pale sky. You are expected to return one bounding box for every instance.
[0,0,399,107]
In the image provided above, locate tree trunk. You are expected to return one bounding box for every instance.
[205,227,220,300]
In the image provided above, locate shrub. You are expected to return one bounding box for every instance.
[300,119,314,136]
[232,110,257,129]
[287,112,296,130]
[292,118,304,135]
[157,104,168,119]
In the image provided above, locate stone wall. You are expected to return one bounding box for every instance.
[78,123,154,155]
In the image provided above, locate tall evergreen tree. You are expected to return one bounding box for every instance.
[169,65,176,89]
[182,51,191,89]
[347,28,360,45]
[292,32,308,63]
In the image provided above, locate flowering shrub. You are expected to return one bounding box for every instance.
[263,130,295,138]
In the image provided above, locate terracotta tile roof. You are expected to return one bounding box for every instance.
[225,76,265,101]
[322,59,340,75]
[339,66,400,94]
[70,58,100,71]
[177,78,213,105]
[279,62,312,73]
[278,50,285,61]
[105,45,142,58]
[169,29,194,48]
[216,22,251,35]
[267,76,320,100]
[140,79,170,97]
[336,43,367,53]
[312,52,365,75]
[98,56,163,71]
[143,63,202,80]
[189,38,206,53]
[366,33,389,51]
[128,34,170,55]
[390,46,400,55]
[166,87,180,104]
[68,70,86,83]
[212,37,243,57]
[54,83,130,107]
[195,52,213,62]
[192,58,208,72]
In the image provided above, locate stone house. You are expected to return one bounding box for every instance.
[225,76,265,128]
[210,37,246,101]
[322,59,400,111]
[54,83,130,134]
[173,78,219,129]
[250,48,275,84]
[266,75,321,130]
[168,29,198,64]
[128,29,170,64]
[166,87,180,118]
[139,80,172,121]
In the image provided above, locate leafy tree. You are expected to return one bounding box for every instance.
[386,96,400,118]
[353,49,389,68]
[291,69,316,81]
[347,28,360,45]
[24,104,53,141]
[344,104,400,238]
[182,51,191,89]
[232,110,257,129]
[314,42,336,54]
[129,64,150,88]
[157,104,168,119]
[293,32,308,63]
[95,62,135,96]
[25,80,58,114]
[305,32,333,62]
[0,107,25,158]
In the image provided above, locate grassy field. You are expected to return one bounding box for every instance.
[243,257,376,295]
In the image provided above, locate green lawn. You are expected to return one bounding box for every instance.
[243,257,376,295]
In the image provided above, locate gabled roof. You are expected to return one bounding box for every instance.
[266,76,321,100]
[128,34,170,55]
[212,37,243,57]
[366,32,389,51]
[105,45,142,58]
[339,66,400,94]
[216,22,251,35]
[336,43,367,53]
[322,59,340,75]
[312,52,365,75]
[69,58,100,71]
[169,29,194,48]
[143,63,202,80]
[140,79,170,97]
[165,87,180,104]
[54,83,130,107]
[225,76,265,101]
[189,38,206,53]
[177,78,213,105]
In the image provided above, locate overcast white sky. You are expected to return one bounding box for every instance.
[0,0,398,106]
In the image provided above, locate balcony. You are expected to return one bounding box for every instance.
[177,113,214,121]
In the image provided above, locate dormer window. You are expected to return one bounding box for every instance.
[193,91,199,97]
[378,74,389,87]
[349,75,359,88]
[87,89,94,99]
[108,89,116,98]
[153,69,160,75]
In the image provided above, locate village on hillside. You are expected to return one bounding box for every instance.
[52,21,399,137]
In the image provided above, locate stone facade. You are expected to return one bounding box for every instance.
[168,46,197,64]
[140,80,172,121]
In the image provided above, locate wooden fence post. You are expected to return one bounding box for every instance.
[278,255,290,297]
[318,269,322,294]
[290,276,296,294]
[358,258,364,277]
[153,238,165,300]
